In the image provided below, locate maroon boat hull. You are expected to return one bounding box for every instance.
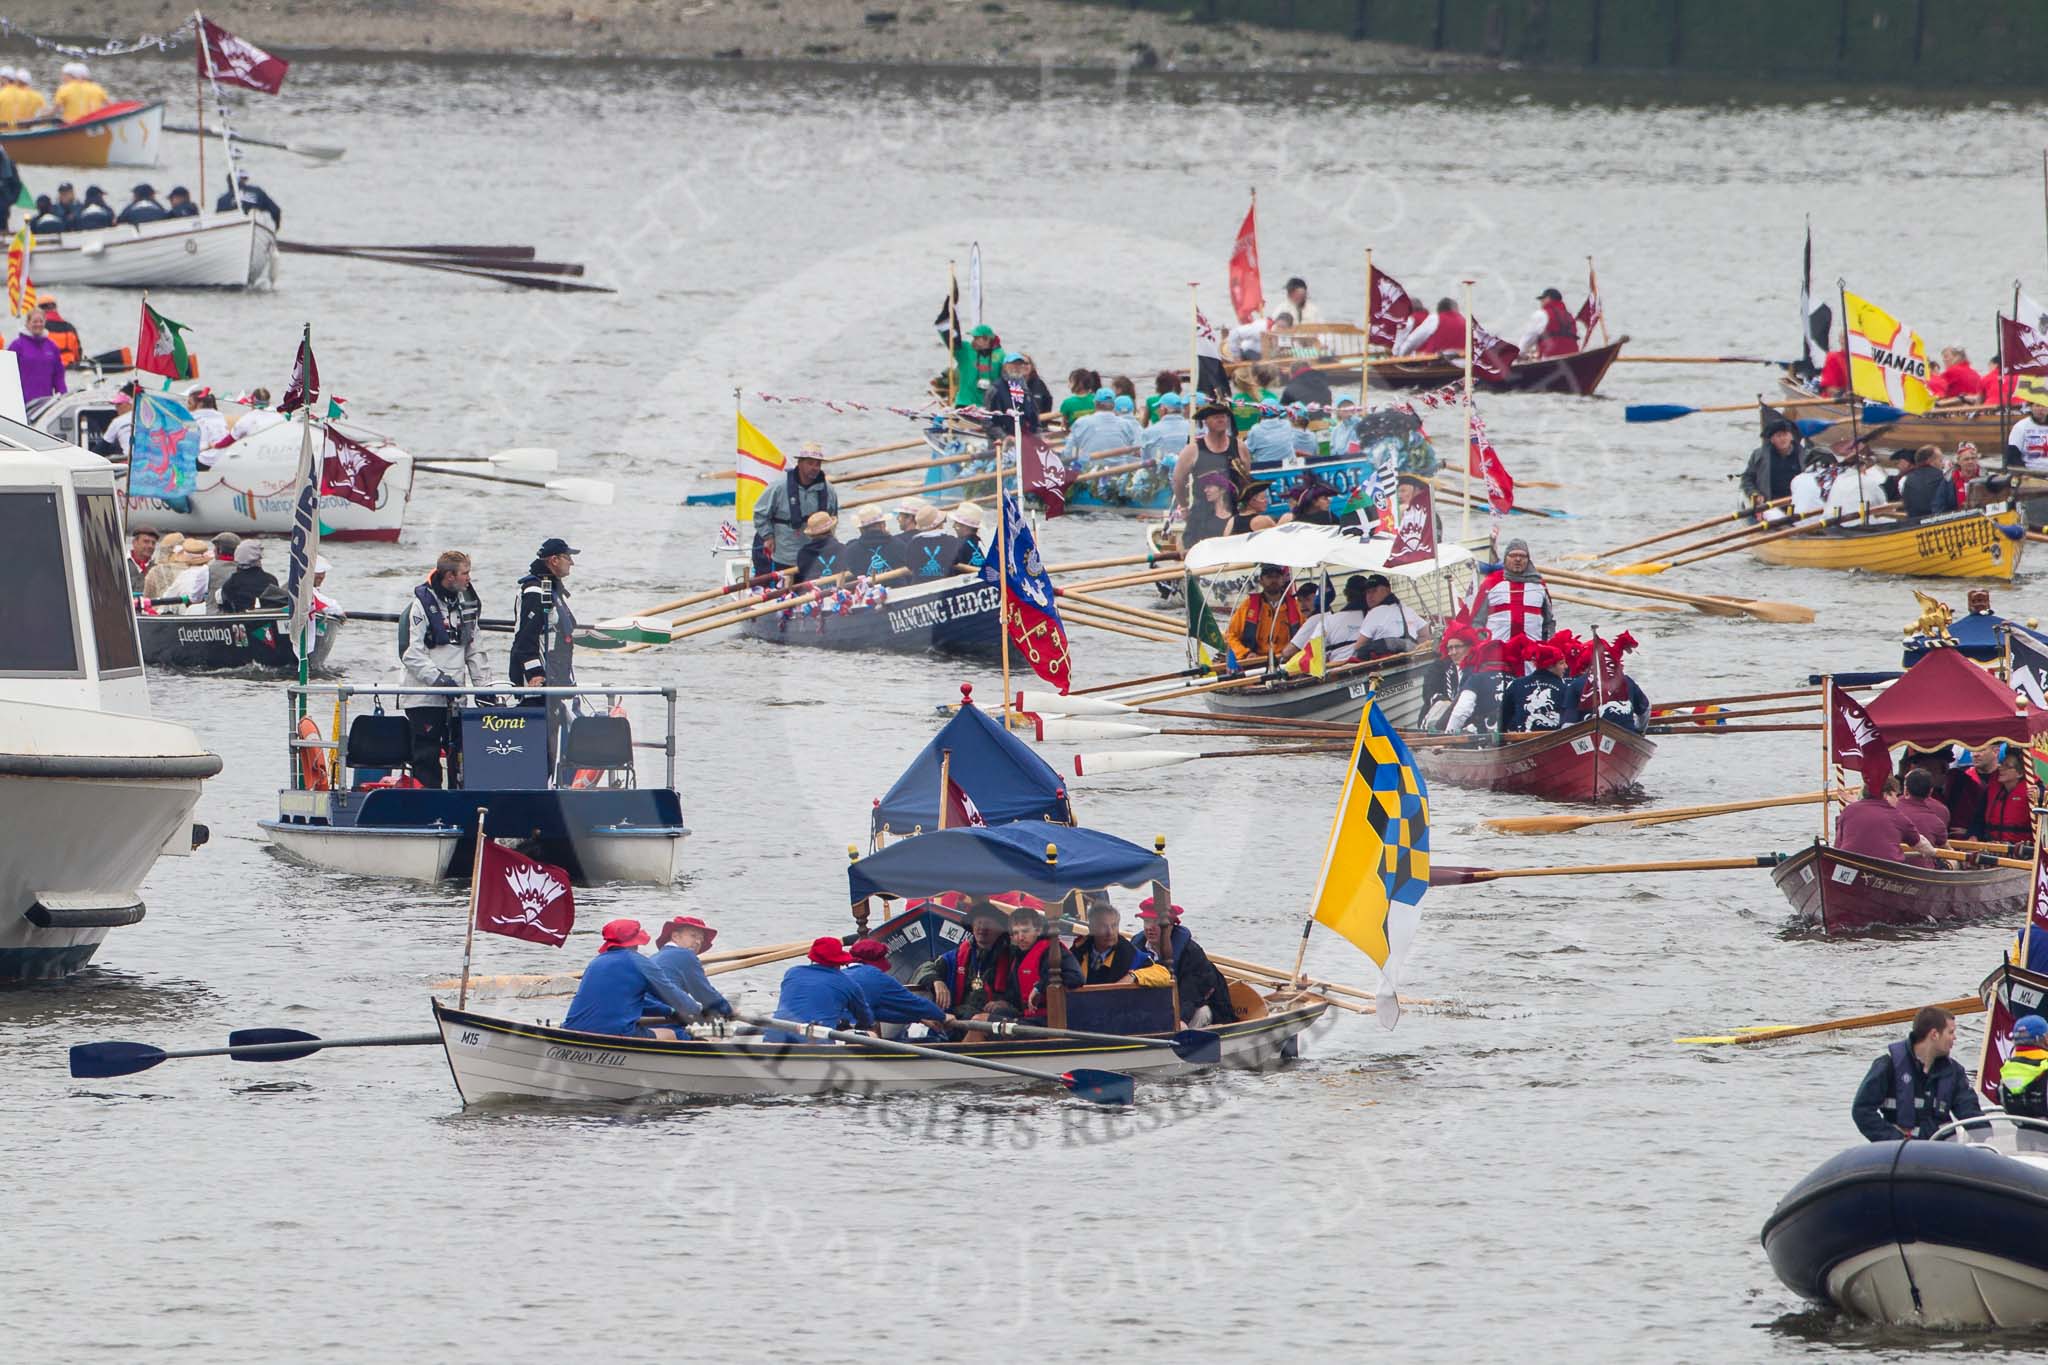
[1771,843,2024,934]
[1369,336,1627,397]
[1413,719,1654,802]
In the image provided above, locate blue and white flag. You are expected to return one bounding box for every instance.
[979,492,1071,693]
[128,391,198,509]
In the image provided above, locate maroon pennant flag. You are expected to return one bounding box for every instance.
[1469,320,1521,381]
[474,840,575,947]
[1575,293,1601,339]
[1383,479,1437,567]
[1016,406,1075,518]
[277,327,318,415]
[2001,314,2048,377]
[321,426,393,510]
[1978,968,2030,1104]
[1367,266,1419,348]
[1828,688,1893,795]
[944,778,987,829]
[198,17,290,94]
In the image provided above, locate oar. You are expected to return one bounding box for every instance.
[1608,503,1899,576]
[278,242,588,278]
[70,1030,439,1078]
[833,451,990,485]
[1604,512,1803,573]
[1430,855,1780,886]
[345,610,514,632]
[945,1016,1221,1063]
[1483,789,1845,835]
[418,447,559,472]
[277,242,538,259]
[1612,355,1785,365]
[1550,589,1683,614]
[1045,553,1180,575]
[411,462,613,505]
[1675,996,1983,1047]
[1060,609,1180,644]
[280,244,612,294]
[1586,499,1793,560]
[1541,568,1814,624]
[738,1015,1135,1104]
[1073,745,1346,775]
[822,437,928,465]
[165,121,344,160]
[1624,396,1839,423]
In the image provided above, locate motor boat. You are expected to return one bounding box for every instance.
[0,403,219,980]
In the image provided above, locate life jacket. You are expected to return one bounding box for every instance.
[997,937,1056,1013]
[2003,1047,2048,1116]
[1983,782,2033,843]
[1537,299,1578,357]
[1478,571,1550,641]
[397,580,478,659]
[951,937,1003,1005]
[43,316,81,367]
[1885,1039,1966,1137]
[1237,591,1302,650]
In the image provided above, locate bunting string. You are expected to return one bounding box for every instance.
[0,16,196,58]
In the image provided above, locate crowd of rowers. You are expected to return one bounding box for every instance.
[556,897,1240,1042]
[1832,743,2038,867]
[124,522,341,617]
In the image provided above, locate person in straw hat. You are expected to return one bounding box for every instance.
[749,439,839,575]
[948,500,986,568]
[793,508,842,583]
[845,503,904,576]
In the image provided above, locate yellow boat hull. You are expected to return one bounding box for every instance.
[1749,507,2025,580]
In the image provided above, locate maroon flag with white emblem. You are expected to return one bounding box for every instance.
[2000,314,2048,377]
[1015,405,1075,518]
[198,17,290,94]
[944,778,987,830]
[321,425,392,509]
[474,841,576,946]
[1367,266,1419,348]
[1469,320,1521,381]
[1828,689,1892,796]
[1383,480,1437,567]
[277,327,318,415]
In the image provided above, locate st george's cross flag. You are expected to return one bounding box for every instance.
[474,840,576,946]
[1308,698,1430,1028]
[1843,290,1934,414]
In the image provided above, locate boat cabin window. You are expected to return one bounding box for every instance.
[0,490,81,674]
[75,490,141,673]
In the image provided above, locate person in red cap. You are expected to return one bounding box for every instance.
[988,907,1081,1023]
[652,916,733,1020]
[844,938,948,1037]
[1500,639,1573,733]
[1420,624,1476,729]
[561,919,704,1039]
[762,937,876,1043]
[1445,638,1513,736]
[1134,899,1236,1028]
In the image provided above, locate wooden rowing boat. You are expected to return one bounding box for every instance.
[1413,718,1655,802]
[1771,842,2023,934]
[1201,654,1436,728]
[1778,378,2007,452]
[0,100,163,167]
[1748,506,2025,581]
[136,609,341,674]
[1368,337,1628,397]
[740,572,1001,658]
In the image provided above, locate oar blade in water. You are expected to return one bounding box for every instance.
[69,1041,168,1079]
[1605,562,1670,577]
[1062,1068,1136,1105]
[226,1028,323,1061]
[1168,1029,1223,1064]
[548,477,614,506]
[1623,404,1695,424]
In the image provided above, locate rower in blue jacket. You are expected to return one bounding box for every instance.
[763,938,876,1042]
[845,939,948,1031]
[651,915,733,1018]
[562,919,703,1039]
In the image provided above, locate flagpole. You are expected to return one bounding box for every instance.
[1587,254,1609,346]
[194,11,206,208]
[293,324,316,734]
[2029,809,2045,971]
[1839,280,1865,523]
[1361,247,1373,415]
[1188,280,1200,400]
[457,807,488,1008]
[1820,675,1834,841]
[994,423,1013,729]
[2006,280,2019,452]
[938,748,953,831]
[1460,278,1475,541]
[946,258,959,402]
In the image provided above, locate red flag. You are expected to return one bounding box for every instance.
[1828,688,1892,795]
[199,17,289,94]
[1467,437,1515,513]
[1469,320,1521,381]
[2026,849,2048,970]
[1574,293,1601,339]
[1367,266,1418,348]
[1383,480,1437,567]
[277,327,318,415]
[1228,198,1263,323]
[944,778,986,829]
[1014,392,1075,517]
[2001,314,2048,377]
[473,841,575,947]
[321,425,393,510]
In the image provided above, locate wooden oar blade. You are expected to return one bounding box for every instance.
[1167,1029,1222,1064]
[1062,1068,1136,1105]
[1606,562,1670,577]
[226,1028,323,1061]
[1427,864,1486,886]
[69,1041,168,1079]
[1623,404,1696,423]
[1481,814,1593,834]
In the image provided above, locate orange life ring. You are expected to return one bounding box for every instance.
[298,715,330,791]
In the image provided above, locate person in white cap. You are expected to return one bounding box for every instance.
[311,555,346,617]
[0,68,44,126]
[890,495,928,537]
[54,62,109,124]
[906,504,975,579]
[948,501,986,569]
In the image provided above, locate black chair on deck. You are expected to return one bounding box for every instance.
[345,713,414,781]
[559,713,634,786]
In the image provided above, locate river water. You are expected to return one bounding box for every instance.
[6,54,2045,1361]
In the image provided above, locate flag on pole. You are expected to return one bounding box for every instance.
[136,301,195,379]
[1797,222,1832,379]
[933,272,960,351]
[199,16,290,93]
[127,392,199,504]
[1285,619,1327,678]
[1307,698,1430,1028]
[1193,305,1228,398]
[1979,966,2027,1103]
[1015,402,1075,517]
[1843,290,1934,414]
[1468,319,1521,381]
[981,493,1072,694]
[277,325,319,415]
[2001,311,2048,377]
[5,228,32,318]
[2023,834,2048,975]
[1384,478,1438,567]
[1185,573,1226,670]
[943,777,987,830]
[280,328,321,648]
[1228,196,1263,323]
[1468,432,1515,514]
[2011,632,2048,709]
[1574,269,1601,340]
[474,840,576,946]
[1828,686,1892,795]
[735,412,785,524]
[321,425,392,509]
[1366,266,1418,348]
[715,520,741,553]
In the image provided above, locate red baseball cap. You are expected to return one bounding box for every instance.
[1137,897,1184,921]
[808,936,854,967]
[600,918,650,951]
[657,915,718,949]
[848,938,890,965]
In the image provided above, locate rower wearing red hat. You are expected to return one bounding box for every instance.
[1420,623,1479,729]
[1134,899,1237,1028]
[1445,638,1513,735]
[844,938,949,1036]
[1500,639,1574,733]
[561,919,705,1040]
[762,937,876,1043]
[652,915,734,1020]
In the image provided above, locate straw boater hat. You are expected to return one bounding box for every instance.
[914,505,945,531]
[853,504,886,528]
[950,501,985,531]
[892,495,930,519]
[797,440,826,461]
[802,510,838,538]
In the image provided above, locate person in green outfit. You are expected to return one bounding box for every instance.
[953,324,1004,409]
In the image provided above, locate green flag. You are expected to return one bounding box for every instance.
[137,301,195,380]
[1185,573,1227,670]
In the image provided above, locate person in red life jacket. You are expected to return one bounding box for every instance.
[1472,538,1554,645]
[1817,348,1850,396]
[1834,785,1938,866]
[1516,287,1580,359]
[988,906,1082,1023]
[36,297,82,369]
[1980,752,2035,850]
[844,938,948,1036]
[1395,297,1466,357]
[560,919,705,1040]
[762,937,876,1043]
[928,899,1013,1021]
[1132,899,1237,1027]
[1943,743,1999,840]
[1071,900,1140,985]
[1894,769,1952,869]
[1927,346,1985,404]
[1225,563,1304,669]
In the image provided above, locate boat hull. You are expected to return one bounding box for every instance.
[432,998,1325,1104]
[1368,337,1627,397]
[1413,718,1654,801]
[1779,378,2006,452]
[28,211,275,288]
[1749,506,2024,581]
[0,100,164,167]
[1763,1138,2048,1329]
[1202,655,1434,728]
[1770,843,2021,934]
[137,611,341,674]
[740,574,1002,658]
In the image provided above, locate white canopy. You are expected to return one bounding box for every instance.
[1180,523,1474,580]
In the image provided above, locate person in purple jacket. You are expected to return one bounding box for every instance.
[8,306,66,404]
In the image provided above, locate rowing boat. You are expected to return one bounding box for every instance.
[1748,505,2025,581]
[1413,718,1655,802]
[136,608,342,674]
[1368,337,1628,397]
[1770,843,2022,934]
[1779,378,2005,452]
[739,571,1001,657]
[26,209,275,289]
[0,100,163,167]
[1202,654,1436,728]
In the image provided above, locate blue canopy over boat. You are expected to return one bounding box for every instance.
[847,823,1167,904]
[871,695,1070,835]
[1904,609,2048,668]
